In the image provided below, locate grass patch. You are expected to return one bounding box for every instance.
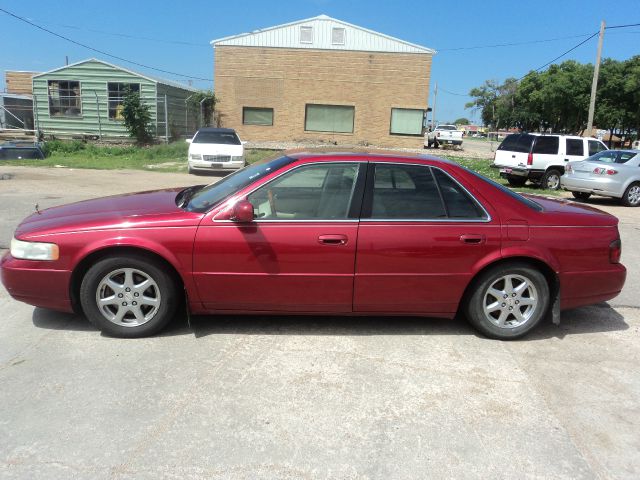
[3,140,565,196]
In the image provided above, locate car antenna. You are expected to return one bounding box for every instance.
[34,203,41,215]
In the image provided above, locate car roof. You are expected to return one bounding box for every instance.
[286,149,456,165]
[195,127,237,134]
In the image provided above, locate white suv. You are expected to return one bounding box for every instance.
[493,133,608,189]
[186,128,245,174]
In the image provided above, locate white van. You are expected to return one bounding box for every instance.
[492,133,608,190]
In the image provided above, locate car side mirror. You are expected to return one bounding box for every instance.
[231,200,255,223]
[186,138,192,144]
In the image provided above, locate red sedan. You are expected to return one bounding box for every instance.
[1,153,626,339]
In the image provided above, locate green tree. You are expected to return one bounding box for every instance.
[454,117,471,125]
[122,88,152,144]
[187,90,217,127]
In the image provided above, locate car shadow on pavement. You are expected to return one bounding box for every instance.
[31,302,628,341]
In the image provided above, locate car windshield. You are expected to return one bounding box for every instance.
[182,156,295,213]
[438,125,457,130]
[588,150,637,164]
[193,131,241,145]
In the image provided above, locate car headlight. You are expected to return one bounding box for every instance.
[189,153,202,160]
[10,238,59,261]
[232,155,245,162]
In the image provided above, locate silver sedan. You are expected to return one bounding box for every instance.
[561,149,640,206]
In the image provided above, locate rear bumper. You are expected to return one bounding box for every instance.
[0,252,73,313]
[496,166,544,180]
[561,176,623,198]
[560,264,626,310]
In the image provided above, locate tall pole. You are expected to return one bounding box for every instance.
[432,82,438,127]
[587,20,605,136]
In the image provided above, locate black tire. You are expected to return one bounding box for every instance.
[79,254,180,338]
[506,175,527,187]
[541,169,562,190]
[465,262,550,340]
[621,182,640,207]
[571,191,591,201]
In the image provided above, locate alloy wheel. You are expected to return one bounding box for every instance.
[482,274,538,329]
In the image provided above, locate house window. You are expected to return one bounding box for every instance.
[300,26,313,44]
[390,108,424,136]
[48,80,81,117]
[305,104,354,133]
[107,83,140,120]
[332,28,345,45]
[243,107,274,126]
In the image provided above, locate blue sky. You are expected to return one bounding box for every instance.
[1,0,638,123]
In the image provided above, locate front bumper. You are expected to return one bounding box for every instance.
[0,252,73,312]
[188,158,245,172]
[561,175,623,198]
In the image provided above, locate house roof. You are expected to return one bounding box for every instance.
[211,15,435,54]
[32,58,198,92]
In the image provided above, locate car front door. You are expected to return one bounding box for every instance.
[353,163,501,316]
[192,161,365,312]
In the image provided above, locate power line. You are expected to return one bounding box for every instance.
[0,7,214,83]
[606,22,640,29]
[440,88,469,97]
[436,33,595,52]
[517,32,598,81]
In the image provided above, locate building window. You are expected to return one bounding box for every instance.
[243,107,274,126]
[300,26,313,44]
[305,104,354,134]
[390,108,424,136]
[332,28,345,45]
[48,80,81,117]
[107,83,140,120]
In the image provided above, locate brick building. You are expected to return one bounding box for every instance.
[212,15,434,148]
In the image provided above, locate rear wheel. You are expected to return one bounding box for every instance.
[80,254,179,338]
[571,191,591,201]
[465,263,550,340]
[541,169,562,190]
[622,182,640,207]
[506,175,527,187]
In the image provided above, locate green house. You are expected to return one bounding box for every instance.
[32,58,198,140]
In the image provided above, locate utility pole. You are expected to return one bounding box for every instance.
[432,82,438,128]
[587,20,606,136]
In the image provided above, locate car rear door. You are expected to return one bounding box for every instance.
[192,161,365,312]
[353,162,501,316]
[565,138,586,163]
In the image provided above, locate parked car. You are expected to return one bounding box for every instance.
[0,142,45,161]
[425,125,463,148]
[186,127,245,174]
[493,133,608,190]
[1,153,625,340]
[561,149,640,206]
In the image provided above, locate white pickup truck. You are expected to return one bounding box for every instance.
[424,125,463,148]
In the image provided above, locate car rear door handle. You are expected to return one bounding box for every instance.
[460,234,485,245]
[318,234,348,245]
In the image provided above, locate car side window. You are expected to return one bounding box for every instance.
[588,140,607,156]
[432,169,487,219]
[370,164,446,219]
[566,139,584,156]
[618,152,637,164]
[532,136,559,155]
[247,163,359,220]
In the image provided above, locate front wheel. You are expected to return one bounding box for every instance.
[465,263,550,340]
[79,254,180,338]
[541,169,562,190]
[622,182,640,207]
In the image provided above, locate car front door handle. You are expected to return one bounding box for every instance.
[318,234,348,245]
[460,234,485,245]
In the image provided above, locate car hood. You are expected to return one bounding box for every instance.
[188,142,243,156]
[15,188,203,238]
[523,194,619,226]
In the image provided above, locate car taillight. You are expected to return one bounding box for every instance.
[527,152,533,165]
[593,167,618,175]
[610,239,621,264]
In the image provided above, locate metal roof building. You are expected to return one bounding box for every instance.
[212,15,435,148]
